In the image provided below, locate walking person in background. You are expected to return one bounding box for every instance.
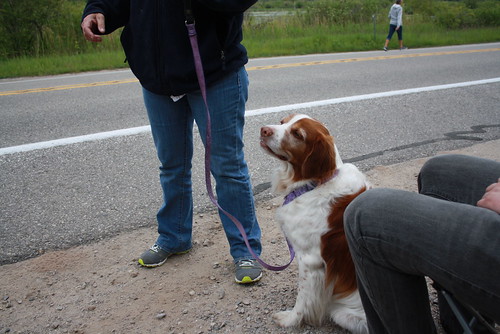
[384,0,407,51]
[81,0,264,284]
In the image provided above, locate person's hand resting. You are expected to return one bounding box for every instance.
[477,178,500,214]
[81,13,106,42]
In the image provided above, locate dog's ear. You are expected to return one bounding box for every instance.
[301,133,336,181]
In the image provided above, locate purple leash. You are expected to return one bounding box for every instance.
[185,22,295,271]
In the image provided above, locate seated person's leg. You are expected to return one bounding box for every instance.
[418,154,500,205]
[418,154,500,333]
[344,187,500,334]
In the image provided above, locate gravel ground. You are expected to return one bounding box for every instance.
[3,140,500,334]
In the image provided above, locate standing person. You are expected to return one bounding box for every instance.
[383,0,406,51]
[81,0,264,284]
[344,154,500,333]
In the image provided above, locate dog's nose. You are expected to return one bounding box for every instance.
[260,126,274,137]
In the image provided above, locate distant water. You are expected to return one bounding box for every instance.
[246,11,293,23]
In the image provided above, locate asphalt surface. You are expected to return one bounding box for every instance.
[1,43,499,265]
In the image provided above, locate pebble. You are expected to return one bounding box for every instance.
[156,313,166,320]
[217,288,225,300]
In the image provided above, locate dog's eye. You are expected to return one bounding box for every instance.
[291,129,303,140]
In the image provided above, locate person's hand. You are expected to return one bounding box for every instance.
[477,178,500,214]
[81,13,106,42]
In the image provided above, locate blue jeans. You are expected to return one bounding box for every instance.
[143,67,262,262]
[345,154,500,333]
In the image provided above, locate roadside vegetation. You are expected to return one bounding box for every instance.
[0,0,499,78]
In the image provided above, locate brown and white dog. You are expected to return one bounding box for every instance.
[260,114,369,334]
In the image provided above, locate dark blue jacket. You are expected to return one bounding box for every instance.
[83,0,257,95]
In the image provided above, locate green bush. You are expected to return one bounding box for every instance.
[0,0,65,58]
[435,3,462,28]
[475,1,500,26]
[0,0,121,60]
[405,0,435,16]
[302,0,387,25]
[435,0,500,28]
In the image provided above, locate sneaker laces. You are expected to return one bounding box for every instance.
[150,244,160,253]
[238,259,254,267]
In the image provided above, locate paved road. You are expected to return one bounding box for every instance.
[1,43,499,264]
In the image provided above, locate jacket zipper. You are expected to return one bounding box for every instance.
[220,50,226,70]
[155,0,165,89]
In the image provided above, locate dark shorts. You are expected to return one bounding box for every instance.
[387,24,403,40]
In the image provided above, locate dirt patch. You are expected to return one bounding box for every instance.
[0,200,349,334]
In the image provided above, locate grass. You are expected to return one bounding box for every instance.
[243,15,500,57]
[244,27,500,58]
[0,50,128,78]
[404,24,500,48]
[1,22,499,79]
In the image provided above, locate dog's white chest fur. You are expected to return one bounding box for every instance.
[277,164,367,246]
[273,164,369,333]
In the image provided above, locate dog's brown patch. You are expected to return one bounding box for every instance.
[321,187,367,297]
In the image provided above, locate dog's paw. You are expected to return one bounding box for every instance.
[273,310,302,328]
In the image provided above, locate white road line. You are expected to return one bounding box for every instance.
[246,77,500,116]
[0,126,150,155]
[1,78,499,156]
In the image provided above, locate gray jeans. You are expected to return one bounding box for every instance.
[344,154,500,334]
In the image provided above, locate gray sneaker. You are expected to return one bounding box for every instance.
[138,244,190,268]
[234,259,263,284]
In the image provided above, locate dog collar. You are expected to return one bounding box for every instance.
[283,169,339,205]
[283,182,317,205]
